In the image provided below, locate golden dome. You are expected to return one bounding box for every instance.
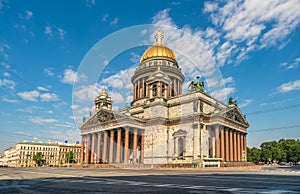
[140,44,176,62]
[140,29,176,62]
[99,88,108,97]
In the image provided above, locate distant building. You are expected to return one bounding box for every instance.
[80,29,249,167]
[59,144,81,164]
[3,142,81,167]
[0,153,8,167]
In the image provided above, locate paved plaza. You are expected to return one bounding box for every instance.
[0,166,300,193]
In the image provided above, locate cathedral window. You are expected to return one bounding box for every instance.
[144,82,147,97]
[178,137,184,156]
[173,129,187,159]
[162,84,166,97]
[152,84,157,97]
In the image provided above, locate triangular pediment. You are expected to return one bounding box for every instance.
[79,113,100,129]
[97,109,115,123]
[147,70,171,84]
[223,106,248,126]
[79,108,145,130]
[173,129,188,137]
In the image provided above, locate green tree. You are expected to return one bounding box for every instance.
[260,141,275,163]
[278,139,300,162]
[289,143,300,163]
[66,151,74,164]
[33,152,44,166]
[247,147,261,162]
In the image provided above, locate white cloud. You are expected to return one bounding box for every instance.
[44,25,67,40]
[25,10,33,19]
[239,99,253,108]
[0,43,9,61]
[152,8,173,27]
[1,96,18,103]
[130,52,141,63]
[102,14,119,26]
[53,122,74,128]
[101,67,135,89]
[110,17,119,26]
[110,91,124,104]
[73,83,101,103]
[152,9,217,77]
[0,78,16,90]
[72,105,94,126]
[280,56,300,70]
[222,76,235,85]
[40,93,59,102]
[52,129,81,142]
[37,86,49,91]
[211,87,235,102]
[29,117,58,124]
[19,10,33,20]
[18,90,59,102]
[102,14,109,22]
[126,95,133,103]
[71,104,79,110]
[204,0,300,62]
[57,28,66,40]
[18,90,39,101]
[3,72,10,77]
[17,106,41,113]
[44,26,53,37]
[141,29,148,36]
[44,67,54,76]
[61,68,87,84]
[86,0,96,7]
[203,1,219,12]
[277,80,300,93]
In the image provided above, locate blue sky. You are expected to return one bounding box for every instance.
[0,0,300,153]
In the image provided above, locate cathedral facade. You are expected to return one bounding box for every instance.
[79,30,249,167]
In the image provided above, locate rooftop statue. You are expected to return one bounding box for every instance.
[228,97,237,106]
[188,76,204,92]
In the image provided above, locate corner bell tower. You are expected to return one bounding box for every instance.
[94,88,112,111]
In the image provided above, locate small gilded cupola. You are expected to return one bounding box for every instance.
[94,88,112,111]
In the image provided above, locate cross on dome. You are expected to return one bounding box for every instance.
[154,28,164,45]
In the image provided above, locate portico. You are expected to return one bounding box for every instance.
[81,124,145,164]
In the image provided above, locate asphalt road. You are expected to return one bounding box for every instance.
[0,166,300,193]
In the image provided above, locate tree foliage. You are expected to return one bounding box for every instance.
[33,152,44,166]
[247,139,300,164]
[66,151,74,163]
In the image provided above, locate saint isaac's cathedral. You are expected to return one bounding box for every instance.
[79,29,249,167]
